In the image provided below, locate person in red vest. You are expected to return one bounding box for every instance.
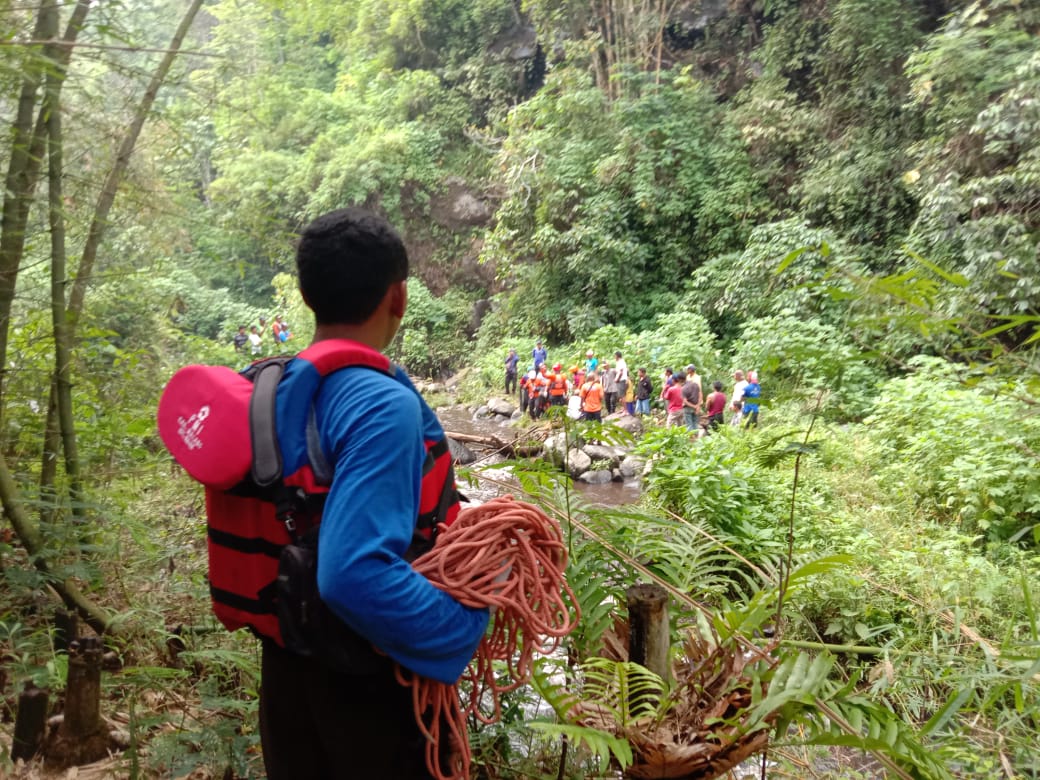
[525,367,547,419]
[546,363,570,408]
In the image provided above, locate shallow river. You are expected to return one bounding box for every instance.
[434,404,643,507]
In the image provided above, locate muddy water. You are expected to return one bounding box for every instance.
[434,404,642,507]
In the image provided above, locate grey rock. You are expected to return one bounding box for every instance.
[579,469,614,484]
[612,468,624,482]
[488,397,516,416]
[565,449,592,477]
[448,437,478,465]
[620,456,646,478]
[614,414,644,435]
[452,192,492,225]
[543,433,568,466]
[583,444,621,466]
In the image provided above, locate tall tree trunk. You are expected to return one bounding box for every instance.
[0,10,51,419]
[44,2,85,529]
[1,0,201,634]
[40,0,206,522]
[0,2,90,421]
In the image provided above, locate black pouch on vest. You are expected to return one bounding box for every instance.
[275,527,385,674]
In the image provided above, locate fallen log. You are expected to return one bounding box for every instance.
[446,432,544,459]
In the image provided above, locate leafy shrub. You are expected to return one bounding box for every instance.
[731,312,884,421]
[865,357,1040,542]
[638,428,782,553]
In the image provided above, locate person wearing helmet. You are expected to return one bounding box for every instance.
[547,363,570,407]
[525,367,546,419]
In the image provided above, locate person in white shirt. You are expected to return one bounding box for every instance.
[248,325,263,355]
[730,369,748,425]
[613,351,629,405]
[685,364,702,394]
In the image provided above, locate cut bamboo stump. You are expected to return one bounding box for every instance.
[43,636,112,768]
[626,583,671,685]
[63,637,103,738]
[12,685,49,762]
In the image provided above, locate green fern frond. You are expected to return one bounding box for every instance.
[527,721,634,773]
[530,658,583,722]
[581,657,669,726]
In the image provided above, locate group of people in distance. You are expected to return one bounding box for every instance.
[232,315,293,355]
[660,366,760,434]
[506,343,639,422]
[505,342,762,431]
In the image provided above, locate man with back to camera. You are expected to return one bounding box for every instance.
[260,208,489,779]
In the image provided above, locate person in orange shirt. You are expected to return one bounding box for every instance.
[579,370,604,422]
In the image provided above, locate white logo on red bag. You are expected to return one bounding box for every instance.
[177,405,210,451]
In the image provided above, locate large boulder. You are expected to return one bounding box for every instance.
[620,455,646,478]
[565,449,592,477]
[447,437,478,465]
[583,444,622,467]
[579,469,613,484]
[487,397,516,417]
[543,433,568,466]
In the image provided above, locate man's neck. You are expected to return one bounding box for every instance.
[312,322,386,351]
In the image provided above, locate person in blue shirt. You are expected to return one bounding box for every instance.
[260,208,489,779]
[742,370,762,428]
[532,340,547,370]
[504,348,519,395]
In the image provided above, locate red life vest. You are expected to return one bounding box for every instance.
[548,373,568,396]
[158,339,460,646]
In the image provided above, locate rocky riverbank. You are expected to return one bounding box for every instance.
[437,396,649,486]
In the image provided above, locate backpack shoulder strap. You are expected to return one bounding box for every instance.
[249,359,290,487]
[278,339,397,488]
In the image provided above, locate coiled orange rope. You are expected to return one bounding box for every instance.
[396,495,580,780]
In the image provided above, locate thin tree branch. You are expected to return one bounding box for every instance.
[0,39,220,57]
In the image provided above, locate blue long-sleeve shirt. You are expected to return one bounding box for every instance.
[278,361,488,684]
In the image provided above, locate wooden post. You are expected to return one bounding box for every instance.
[626,583,670,684]
[62,636,102,738]
[12,684,49,761]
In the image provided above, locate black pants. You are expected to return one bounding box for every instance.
[505,370,517,395]
[604,391,618,415]
[259,640,435,779]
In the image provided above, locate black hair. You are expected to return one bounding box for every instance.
[296,207,409,325]
[674,371,686,382]
[713,380,723,391]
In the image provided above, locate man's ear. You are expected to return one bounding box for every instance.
[388,279,407,319]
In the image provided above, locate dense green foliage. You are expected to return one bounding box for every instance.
[2,0,1039,777]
